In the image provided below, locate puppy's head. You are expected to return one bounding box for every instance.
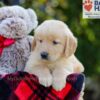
[32,20,77,62]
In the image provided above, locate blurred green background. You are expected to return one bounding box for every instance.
[0,0,100,100]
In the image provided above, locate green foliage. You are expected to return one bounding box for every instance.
[0,1,5,7]
[22,0,100,77]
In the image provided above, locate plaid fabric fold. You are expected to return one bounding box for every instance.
[0,72,84,100]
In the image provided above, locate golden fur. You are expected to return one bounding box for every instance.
[24,20,84,91]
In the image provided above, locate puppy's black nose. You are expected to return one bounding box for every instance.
[41,52,48,59]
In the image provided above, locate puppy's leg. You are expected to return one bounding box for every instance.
[52,67,71,91]
[29,66,52,87]
[71,55,84,73]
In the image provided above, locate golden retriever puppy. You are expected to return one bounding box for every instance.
[24,20,84,91]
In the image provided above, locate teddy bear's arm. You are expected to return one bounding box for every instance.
[0,50,18,74]
[15,37,33,71]
[0,67,16,75]
[27,35,34,50]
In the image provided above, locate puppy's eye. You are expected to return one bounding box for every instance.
[53,41,59,45]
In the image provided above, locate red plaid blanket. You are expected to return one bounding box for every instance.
[0,72,84,100]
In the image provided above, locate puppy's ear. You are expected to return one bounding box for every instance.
[64,34,77,58]
[31,37,36,51]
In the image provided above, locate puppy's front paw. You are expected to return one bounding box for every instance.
[39,73,52,87]
[52,77,66,91]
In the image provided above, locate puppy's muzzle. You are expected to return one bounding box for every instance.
[41,52,48,60]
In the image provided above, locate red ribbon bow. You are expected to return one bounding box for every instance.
[0,35,15,56]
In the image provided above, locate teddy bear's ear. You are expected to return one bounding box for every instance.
[0,7,6,20]
[0,7,13,20]
[27,9,38,31]
[64,28,77,58]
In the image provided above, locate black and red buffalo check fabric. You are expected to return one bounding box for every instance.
[0,72,84,100]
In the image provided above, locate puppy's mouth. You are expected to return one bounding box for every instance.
[40,57,51,64]
[41,56,50,62]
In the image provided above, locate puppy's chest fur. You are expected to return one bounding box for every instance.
[38,57,74,73]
